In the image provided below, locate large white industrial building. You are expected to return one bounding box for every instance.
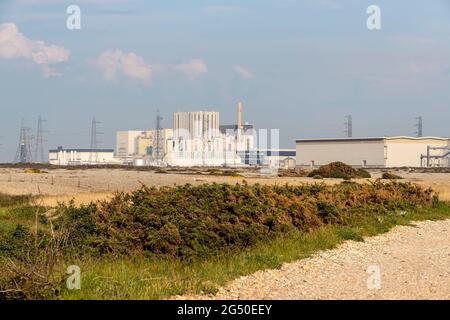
[296,136,450,168]
[165,106,255,166]
[113,102,292,168]
[172,111,220,140]
[116,129,173,164]
[116,130,143,158]
[49,146,116,166]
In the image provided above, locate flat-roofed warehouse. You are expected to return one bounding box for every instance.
[295,136,450,168]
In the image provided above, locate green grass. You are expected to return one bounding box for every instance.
[0,193,35,234]
[59,203,450,300]
[0,206,47,235]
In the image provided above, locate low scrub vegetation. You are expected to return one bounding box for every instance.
[24,168,48,174]
[277,169,308,177]
[0,181,446,299]
[308,162,371,179]
[382,172,403,180]
[52,181,435,259]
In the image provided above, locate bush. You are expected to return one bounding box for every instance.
[308,162,371,179]
[53,202,99,254]
[382,172,403,180]
[278,169,308,177]
[24,168,48,174]
[52,181,434,260]
[0,225,31,260]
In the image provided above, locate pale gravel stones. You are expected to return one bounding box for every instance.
[176,219,450,300]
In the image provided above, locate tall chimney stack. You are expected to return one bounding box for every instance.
[237,102,243,129]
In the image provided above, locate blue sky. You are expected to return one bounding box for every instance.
[1,0,450,162]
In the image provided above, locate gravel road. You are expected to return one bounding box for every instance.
[178,219,450,300]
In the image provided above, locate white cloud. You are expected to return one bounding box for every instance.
[0,22,70,77]
[92,54,208,84]
[175,59,208,80]
[42,65,62,78]
[233,64,253,79]
[93,50,152,84]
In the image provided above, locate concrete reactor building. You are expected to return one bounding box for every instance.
[114,102,295,168]
[165,104,255,166]
[115,129,173,164]
[295,136,450,168]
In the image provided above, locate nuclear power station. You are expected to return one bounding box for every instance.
[112,102,295,168]
[26,101,450,169]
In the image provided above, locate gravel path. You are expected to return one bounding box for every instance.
[178,219,450,300]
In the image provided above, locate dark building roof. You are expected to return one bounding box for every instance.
[49,146,114,153]
[266,150,296,157]
[295,136,450,143]
[219,124,254,134]
[238,150,296,157]
[295,137,384,143]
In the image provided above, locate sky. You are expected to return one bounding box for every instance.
[1,0,450,162]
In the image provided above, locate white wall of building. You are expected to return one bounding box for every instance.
[296,136,450,168]
[116,130,143,157]
[385,137,449,167]
[166,110,256,167]
[116,107,260,167]
[173,111,220,140]
[296,138,385,167]
[263,149,296,169]
[49,148,115,166]
[116,129,174,162]
[165,137,243,166]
